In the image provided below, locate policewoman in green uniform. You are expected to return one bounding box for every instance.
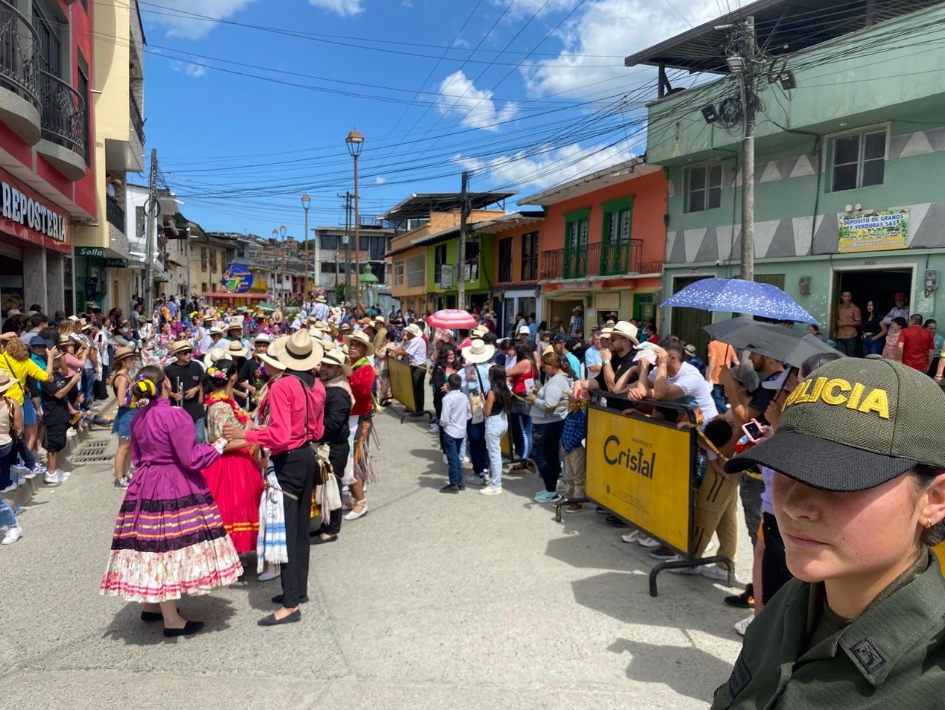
[716,358,945,708]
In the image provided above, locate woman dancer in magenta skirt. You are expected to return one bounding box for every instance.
[100,365,242,638]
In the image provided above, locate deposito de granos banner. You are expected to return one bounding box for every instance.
[585,406,694,554]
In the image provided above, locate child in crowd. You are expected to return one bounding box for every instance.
[561,396,588,513]
[439,373,470,493]
[40,353,82,485]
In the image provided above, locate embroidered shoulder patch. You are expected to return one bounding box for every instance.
[850,638,887,675]
[728,651,753,699]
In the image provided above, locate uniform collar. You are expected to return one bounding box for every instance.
[796,550,945,688]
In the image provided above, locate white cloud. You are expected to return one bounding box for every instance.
[453,141,633,195]
[309,0,364,17]
[185,64,207,78]
[375,176,388,185]
[495,0,575,17]
[523,0,718,99]
[146,0,257,40]
[436,70,519,131]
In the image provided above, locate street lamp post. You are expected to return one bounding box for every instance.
[346,129,364,315]
[301,194,311,303]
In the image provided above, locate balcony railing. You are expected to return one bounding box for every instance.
[130,95,144,144]
[541,240,651,280]
[107,198,125,233]
[0,0,41,111]
[39,69,87,160]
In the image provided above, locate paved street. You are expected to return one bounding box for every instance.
[1,407,749,710]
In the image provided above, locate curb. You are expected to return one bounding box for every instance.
[5,394,118,509]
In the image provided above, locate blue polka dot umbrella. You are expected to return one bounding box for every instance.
[660,278,817,324]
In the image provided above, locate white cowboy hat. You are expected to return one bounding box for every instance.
[462,338,496,365]
[225,340,249,358]
[472,325,489,338]
[203,347,228,367]
[345,330,376,356]
[270,328,324,371]
[254,333,273,344]
[0,370,16,394]
[315,295,327,303]
[320,349,352,376]
[611,321,640,346]
[257,345,286,372]
[308,327,324,340]
[374,315,386,324]
[209,327,224,336]
[405,323,423,338]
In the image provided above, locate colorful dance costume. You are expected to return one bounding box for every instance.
[100,398,242,603]
[201,393,264,554]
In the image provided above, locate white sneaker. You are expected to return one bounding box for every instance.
[702,565,739,584]
[57,469,72,480]
[29,464,47,477]
[44,471,64,486]
[668,564,703,575]
[258,569,280,582]
[734,615,754,637]
[1,482,17,493]
[480,487,503,496]
[636,535,661,549]
[1,525,23,545]
[442,455,448,464]
[462,459,473,470]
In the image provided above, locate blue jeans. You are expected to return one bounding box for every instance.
[484,415,508,489]
[194,417,207,444]
[466,420,487,476]
[0,441,13,492]
[81,368,95,411]
[14,437,35,471]
[0,495,16,529]
[710,384,727,414]
[835,337,859,358]
[532,420,565,493]
[862,337,884,357]
[511,412,533,460]
[443,434,463,486]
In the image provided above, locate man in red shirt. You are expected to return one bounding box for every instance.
[898,314,935,372]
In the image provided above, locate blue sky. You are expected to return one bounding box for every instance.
[141,0,720,241]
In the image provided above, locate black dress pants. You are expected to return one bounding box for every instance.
[272,445,315,608]
[410,365,426,413]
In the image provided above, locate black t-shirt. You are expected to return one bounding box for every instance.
[748,373,781,425]
[595,349,637,412]
[164,361,205,422]
[41,371,77,426]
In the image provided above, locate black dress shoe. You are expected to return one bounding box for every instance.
[440,484,460,493]
[258,609,301,626]
[457,484,466,490]
[272,594,309,605]
[310,534,338,545]
[163,620,204,638]
[605,515,629,528]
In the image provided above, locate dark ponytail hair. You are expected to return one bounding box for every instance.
[131,365,166,406]
[205,359,237,389]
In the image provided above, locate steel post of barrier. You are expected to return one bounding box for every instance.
[578,399,737,597]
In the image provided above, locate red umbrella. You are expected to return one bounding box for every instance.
[426,309,478,329]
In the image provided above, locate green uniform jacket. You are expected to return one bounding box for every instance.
[712,549,945,709]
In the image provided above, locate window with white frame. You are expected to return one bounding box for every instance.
[685,164,723,213]
[407,255,425,288]
[830,128,887,192]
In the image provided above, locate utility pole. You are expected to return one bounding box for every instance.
[344,192,352,300]
[143,147,158,313]
[735,16,758,282]
[457,170,469,310]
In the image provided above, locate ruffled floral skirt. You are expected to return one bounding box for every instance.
[100,463,242,603]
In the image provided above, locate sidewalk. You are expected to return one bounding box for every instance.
[6,392,118,509]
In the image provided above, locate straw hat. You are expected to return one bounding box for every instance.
[226,322,243,332]
[405,323,423,338]
[5,308,20,317]
[113,345,137,364]
[168,340,194,356]
[315,295,327,303]
[462,339,496,365]
[374,315,386,324]
[254,333,273,344]
[339,322,352,332]
[0,370,16,394]
[308,327,324,340]
[320,349,352,376]
[257,341,287,372]
[270,329,324,371]
[209,327,224,336]
[472,325,489,338]
[272,310,284,324]
[203,347,228,367]
[345,330,376,356]
[611,321,640,346]
[225,340,248,358]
